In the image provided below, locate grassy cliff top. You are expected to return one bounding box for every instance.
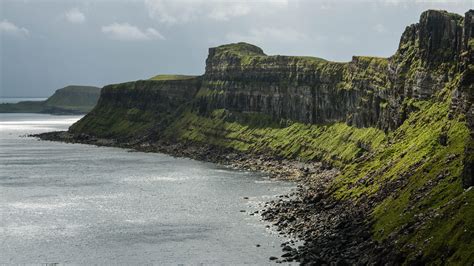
[210,42,338,71]
[212,42,266,56]
[54,85,100,93]
[149,74,197,81]
[45,85,100,107]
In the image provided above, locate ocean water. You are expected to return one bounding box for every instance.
[0,113,295,264]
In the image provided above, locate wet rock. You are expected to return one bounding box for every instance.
[33,11,473,263]
[281,252,293,258]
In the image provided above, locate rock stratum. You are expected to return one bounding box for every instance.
[40,10,473,264]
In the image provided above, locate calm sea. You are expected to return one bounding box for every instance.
[0,113,295,264]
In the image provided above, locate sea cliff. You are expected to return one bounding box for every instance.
[38,9,473,264]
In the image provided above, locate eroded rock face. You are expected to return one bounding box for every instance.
[197,10,472,132]
[97,79,200,112]
[447,10,474,188]
[69,78,201,138]
[46,9,474,263]
[419,10,464,64]
[201,50,390,129]
[70,9,473,142]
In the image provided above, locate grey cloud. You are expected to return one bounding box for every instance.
[226,27,309,46]
[101,23,165,41]
[65,8,86,24]
[144,0,289,24]
[0,19,29,37]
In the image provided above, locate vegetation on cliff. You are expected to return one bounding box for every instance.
[70,79,200,138]
[149,74,197,81]
[57,9,473,264]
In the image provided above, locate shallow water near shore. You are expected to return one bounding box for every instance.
[0,113,295,264]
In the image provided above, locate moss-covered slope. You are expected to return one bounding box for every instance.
[69,79,201,139]
[63,9,473,263]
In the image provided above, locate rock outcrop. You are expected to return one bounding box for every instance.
[450,10,474,188]
[49,9,473,265]
[73,10,472,135]
[197,10,470,132]
[70,78,200,138]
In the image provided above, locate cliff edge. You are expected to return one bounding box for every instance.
[45,9,473,264]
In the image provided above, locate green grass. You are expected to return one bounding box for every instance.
[68,83,472,264]
[213,42,266,56]
[210,43,390,95]
[158,82,471,263]
[67,24,472,263]
[369,102,471,263]
[149,74,197,81]
[73,86,472,263]
[163,109,386,167]
[317,95,471,263]
[69,103,157,139]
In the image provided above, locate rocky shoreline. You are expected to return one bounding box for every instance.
[26,9,474,264]
[33,131,406,264]
[34,131,322,180]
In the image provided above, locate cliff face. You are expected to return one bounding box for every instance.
[65,9,473,264]
[70,78,200,138]
[450,10,474,188]
[73,10,472,136]
[201,43,385,129]
[198,10,470,132]
[45,85,100,106]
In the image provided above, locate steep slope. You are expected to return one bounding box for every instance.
[0,85,101,114]
[48,9,473,264]
[43,85,101,113]
[69,79,200,139]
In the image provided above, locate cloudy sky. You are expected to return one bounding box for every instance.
[1,0,472,97]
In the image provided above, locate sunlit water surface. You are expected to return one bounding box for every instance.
[0,113,294,264]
